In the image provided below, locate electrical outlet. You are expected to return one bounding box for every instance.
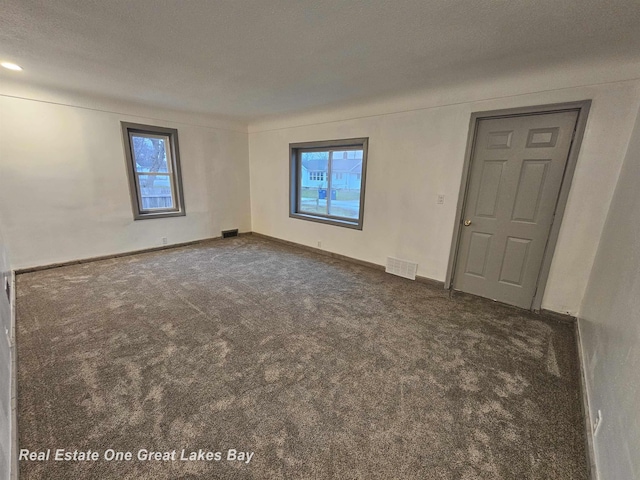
[593,409,603,436]
[437,194,445,205]
[162,237,168,245]
[317,240,322,248]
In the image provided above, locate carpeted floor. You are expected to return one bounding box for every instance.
[16,235,588,479]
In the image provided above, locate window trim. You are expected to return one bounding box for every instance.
[121,122,186,220]
[289,137,368,230]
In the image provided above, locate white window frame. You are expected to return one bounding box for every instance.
[121,122,186,220]
[289,138,368,230]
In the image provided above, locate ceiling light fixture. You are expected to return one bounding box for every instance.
[1,62,23,71]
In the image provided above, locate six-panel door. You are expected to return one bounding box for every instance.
[453,110,579,309]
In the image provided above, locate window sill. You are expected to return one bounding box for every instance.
[134,211,186,220]
[289,212,362,230]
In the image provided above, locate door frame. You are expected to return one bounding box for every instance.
[445,100,591,311]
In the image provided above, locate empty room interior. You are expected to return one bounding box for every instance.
[1,1,639,479]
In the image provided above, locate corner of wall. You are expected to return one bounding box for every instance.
[9,271,17,480]
[0,227,15,479]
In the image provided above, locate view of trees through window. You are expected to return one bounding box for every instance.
[122,122,184,219]
[299,149,363,219]
[131,134,174,210]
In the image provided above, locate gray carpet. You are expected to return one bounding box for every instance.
[16,235,588,479]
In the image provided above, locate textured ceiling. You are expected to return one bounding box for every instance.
[1,0,640,121]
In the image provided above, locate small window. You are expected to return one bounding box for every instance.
[290,138,368,230]
[121,122,186,219]
[310,171,326,181]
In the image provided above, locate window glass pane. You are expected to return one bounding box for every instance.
[137,174,174,210]
[131,135,170,173]
[328,150,363,219]
[299,151,329,215]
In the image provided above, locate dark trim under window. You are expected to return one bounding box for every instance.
[289,138,368,230]
[121,122,186,220]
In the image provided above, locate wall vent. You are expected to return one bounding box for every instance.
[222,229,239,238]
[386,257,418,280]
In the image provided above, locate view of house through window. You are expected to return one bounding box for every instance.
[121,123,185,219]
[290,138,368,229]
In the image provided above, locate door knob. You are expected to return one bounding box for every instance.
[464,219,472,226]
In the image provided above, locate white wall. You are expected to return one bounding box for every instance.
[0,53,638,480]
[0,83,251,269]
[578,105,640,480]
[0,223,13,479]
[249,68,640,315]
